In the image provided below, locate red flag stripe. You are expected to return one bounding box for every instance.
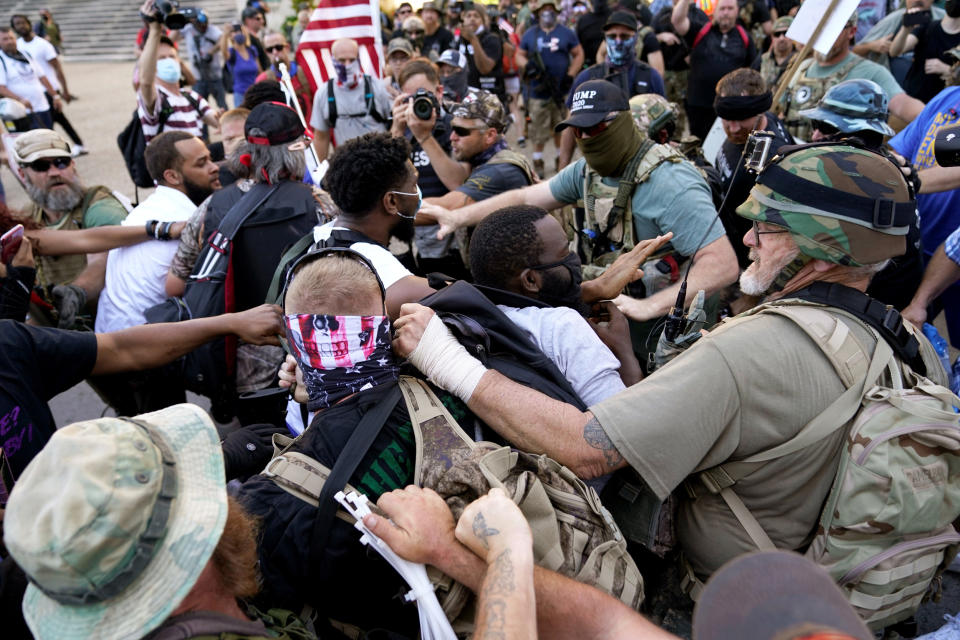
[294,0,383,93]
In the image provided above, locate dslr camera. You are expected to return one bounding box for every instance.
[410,89,440,121]
[147,1,198,30]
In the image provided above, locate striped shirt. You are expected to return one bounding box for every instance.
[945,225,960,267]
[137,85,210,143]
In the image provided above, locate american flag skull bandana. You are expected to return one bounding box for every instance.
[283,314,399,410]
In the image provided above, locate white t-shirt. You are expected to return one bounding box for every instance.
[498,305,625,407]
[0,49,48,113]
[16,36,59,92]
[312,222,413,289]
[96,187,199,333]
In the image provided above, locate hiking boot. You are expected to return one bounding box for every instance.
[533,158,545,178]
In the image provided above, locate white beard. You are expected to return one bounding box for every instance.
[739,247,800,296]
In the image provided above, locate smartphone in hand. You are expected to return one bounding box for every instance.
[1,224,24,263]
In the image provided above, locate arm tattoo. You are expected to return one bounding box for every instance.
[479,549,516,639]
[583,416,625,469]
[472,511,500,549]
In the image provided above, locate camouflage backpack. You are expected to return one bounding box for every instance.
[694,299,960,631]
[263,376,644,634]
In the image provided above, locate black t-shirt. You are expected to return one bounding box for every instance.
[715,111,793,267]
[577,7,611,66]
[654,5,709,72]
[905,21,960,103]
[411,113,455,198]
[238,382,471,633]
[0,321,97,489]
[457,30,505,100]
[457,157,531,201]
[684,16,758,107]
[423,26,455,60]
[203,181,319,312]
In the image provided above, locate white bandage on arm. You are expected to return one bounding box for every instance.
[407,313,488,402]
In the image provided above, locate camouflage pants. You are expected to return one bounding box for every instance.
[664,70,689,136]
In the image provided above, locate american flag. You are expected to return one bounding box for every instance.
[295,0,384,92]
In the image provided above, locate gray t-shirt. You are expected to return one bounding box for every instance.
[805,52,904,98]
[547,156,723,258]
[310,75,392,145]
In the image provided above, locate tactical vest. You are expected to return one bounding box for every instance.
[28,186,121,325]
[634,25,654,59]
[782,56,860,141]
[759,51,794,94]
[577,141,685,280]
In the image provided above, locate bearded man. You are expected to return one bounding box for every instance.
[13,128,128,328]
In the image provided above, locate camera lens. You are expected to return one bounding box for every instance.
[412,94,435,120]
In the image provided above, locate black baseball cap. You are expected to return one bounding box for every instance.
[555,79,629,132]
[604,10,638,31]
[245,102,305,146]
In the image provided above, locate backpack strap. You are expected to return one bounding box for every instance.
[309,385,403,571]
[363,74,386,125]
[397,376,476,483]
[588,140,655,251]
[265,230,316,307]
[691,21,713,49]
[326,78,337,129]
[735,24,749,49]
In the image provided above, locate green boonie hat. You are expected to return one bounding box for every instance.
[772,16,793,31]
[629,93,677,141]
[451,89,508,132]
[4,404,228,640]
[736,145,914,267]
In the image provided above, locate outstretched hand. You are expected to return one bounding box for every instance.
[232,304,283,346]
[364,485,458,567]
[419,202,458,239]
[581,233,673,303]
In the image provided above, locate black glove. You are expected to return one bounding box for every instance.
[221,422,286,480]
[51,283,87,329]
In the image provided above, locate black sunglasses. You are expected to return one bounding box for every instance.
[773,30,788,37]
[23,156,71,172]
[811,120,840,136]
[265,44,287,53]
[451,124,488,136]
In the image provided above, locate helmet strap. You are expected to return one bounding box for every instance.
[766,253,813,296]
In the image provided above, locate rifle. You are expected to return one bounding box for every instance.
[278,62,328,184]
[531,50,565,109]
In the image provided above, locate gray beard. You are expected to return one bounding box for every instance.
[26,179,85,217]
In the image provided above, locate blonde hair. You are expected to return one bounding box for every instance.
[284,253,383,316]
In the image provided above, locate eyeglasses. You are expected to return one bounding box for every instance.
[573,117,615,139]
[752,221,789,246]
[811,120,840,136]
[773,30,788,38]
[451,124,489,136]
[23,156,71,172]
[265,44,287,53]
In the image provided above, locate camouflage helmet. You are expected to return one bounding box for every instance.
[451,89,508,132]
[629,93,678,143]
[736,145,914,267]
[798,79,895,137]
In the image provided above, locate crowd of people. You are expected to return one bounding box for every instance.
[2,0,960,639]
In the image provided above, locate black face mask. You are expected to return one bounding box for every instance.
[391,215,416,243]
[532,252,587,314]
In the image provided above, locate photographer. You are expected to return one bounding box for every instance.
[390,58,471,277]
[454,2,506,106]
[179,10,227,109]
[889,1,960,102]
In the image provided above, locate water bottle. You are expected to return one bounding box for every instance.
[922,323,952,378]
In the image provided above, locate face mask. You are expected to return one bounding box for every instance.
[532,252,587,313]
[606,35,636,66]
[539,9,558,28]
[442,69,469,100]
[156,58,182,84]
[284,314,400,411]
[575,111,644,177]
[947,0,960,18]
[333,60,360,86]
[233,32,246,45]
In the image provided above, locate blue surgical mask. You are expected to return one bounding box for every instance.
[156,58,182,83]
[233,32,246,45]
[605,35,637,66]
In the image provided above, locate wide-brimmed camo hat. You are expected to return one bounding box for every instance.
[4,404,228,640]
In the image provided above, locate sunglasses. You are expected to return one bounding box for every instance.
[811,120,840,136]
[773,30,788,37]
[752,221,789,246]
[451,124,489,136]
[573,117,615,139]
[23,156,71,172]
[265,44,287,53]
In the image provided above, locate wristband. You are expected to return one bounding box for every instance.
[406,314,487,402]
[159,221,173,240]
[145,219,159,238]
